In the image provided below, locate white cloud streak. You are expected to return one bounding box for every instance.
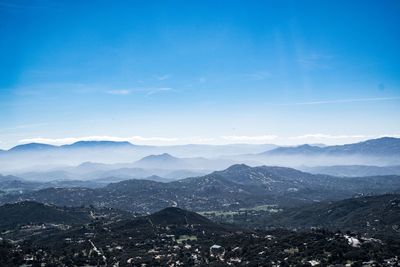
[222,135,278,142]
[283,97,400,106]
[105,87,172,97]
[16,133,400,146]
[378,133,400,138]
[106,89,131,95]
[155,74,171,80]
[296,53,334,70]
[244,71,271,80]
[289,134,367,140]
[183,137,216,143]
[145,87,172,97]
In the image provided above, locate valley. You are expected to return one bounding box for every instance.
[1,138,400,266]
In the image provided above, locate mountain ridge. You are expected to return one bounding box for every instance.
[3,164,400,213]
[263,137,400,157]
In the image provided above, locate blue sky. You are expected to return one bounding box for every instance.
[1,0,400,148]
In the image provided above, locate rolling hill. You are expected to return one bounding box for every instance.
[2,165,400,213]
[0,201,92,230]
[0,201,399,266]
[265,194,400,237]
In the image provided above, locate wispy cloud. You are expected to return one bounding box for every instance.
[183,137,215,143]
[282,96,400,106]
[244,71,271,80]
[222,135,278,142]
[289,134,367,140]
[296,53,334,70]
[14,133,400,147]
[145,87,172,97]
[155,74,171,81]
[378,133,400,138]
[220,133,400,145]
[106,89,131,95]
[105,87,173,97]
[130,136,179,142]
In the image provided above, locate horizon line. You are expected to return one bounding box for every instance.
[2,135,399,150]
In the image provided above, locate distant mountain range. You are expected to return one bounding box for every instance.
[302,164,400,177]
[8,143,58,152]
[130,153,233,170]
[7,137,400,157]
[10,153,215,182]
[5,141,277,156]
[10,166,207,182]
[262,137,400,157]
[4,152,237,183]
[0,141,273,172]
[2,137,400,175]
[134,153,181,166]
[0,174,23,182]
[8,141,137,152]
